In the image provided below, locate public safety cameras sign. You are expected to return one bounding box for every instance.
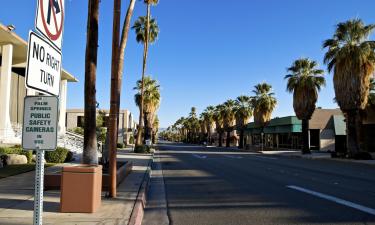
[26,31,62,96]
[22,96,58,151]
[35,0,65,50]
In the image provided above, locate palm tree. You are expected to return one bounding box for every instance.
[83,0,99,164]
[107,0,136,197]
[132,14,160,146]
[201,106,215,145]
[234,96,253,149]
[323,19,375,156]
[252,83,277,149]
[134,76,160,143]
[285,58,325,154]
[188,107,200,143]
[213,105,225,147]
[222,100,236,147]
[252,83,277,127]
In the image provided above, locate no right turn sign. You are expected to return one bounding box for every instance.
[25,31,62,96]
[35,0,65,50]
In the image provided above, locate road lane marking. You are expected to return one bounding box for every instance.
[252,155,277,160]
[192,154,207,159]
[287,185,375,216]
[223,155,243,159]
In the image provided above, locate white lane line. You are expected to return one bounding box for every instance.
[223,155,243,159]
[252,155,277,160]
[192,154,207,159]
[287,185,375,216]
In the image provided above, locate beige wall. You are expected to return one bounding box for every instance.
[66,109,135,144]
[9,72,26,124]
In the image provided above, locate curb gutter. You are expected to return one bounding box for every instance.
[128,152,154,225]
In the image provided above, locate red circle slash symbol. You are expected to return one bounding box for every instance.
[40,0,64,41]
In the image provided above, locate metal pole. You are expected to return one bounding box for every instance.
[33,150,45,225]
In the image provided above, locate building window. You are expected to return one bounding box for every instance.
[77,116,84,127]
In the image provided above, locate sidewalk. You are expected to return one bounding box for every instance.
[260,150,375,166]
[206,144,375,166]
[0,148,153,225]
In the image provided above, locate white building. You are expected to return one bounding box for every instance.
[66,109,137,145]
[0,23,77,144]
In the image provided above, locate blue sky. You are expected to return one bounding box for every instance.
[1,0,375,128]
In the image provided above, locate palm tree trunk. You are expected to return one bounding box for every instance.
[218,132,223,147]
[302,119,311,154]
[226,130,230,147]
[83,0,99,165]
[238,128,244,149]
[136,3,151,146]
[107,0,135,197]
[144,112,151,141]
[108,0,121,198]
[346,110,361,157]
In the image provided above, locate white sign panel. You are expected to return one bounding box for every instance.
[22,96,59,151]
[26,31,62,96]
[35,0,65,50]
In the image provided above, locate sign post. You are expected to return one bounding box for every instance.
[22,96,58,225]
[33,149,45,225]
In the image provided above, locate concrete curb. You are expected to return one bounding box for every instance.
[127,153,154,225]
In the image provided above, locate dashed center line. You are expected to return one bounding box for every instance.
[252,155,277,160]
[223,155,243,159]
[287,185,375,216]
[192,154,207,159]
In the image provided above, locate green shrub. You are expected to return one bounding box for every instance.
[0,146,22,155]
[0,147,33,163]
[134,145,150,153]
[70,127,84,136]
[129,136,134,144]
[117,143,125,149]
[45,147,69,163]
[23,151,33,163]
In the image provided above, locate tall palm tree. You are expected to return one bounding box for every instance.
[252,83,277,128]
[175,117,187,142]
[188,107,200,143]
[83,0,99,164]
[132,14,160,146]
[107,0,136,197]
[202,106,215,145]
[222,100,236,147]
[323,19,375,156]
[213,105,225,147]
[235,96,253,149]
[285,58,325,154]
[134,76,160,142]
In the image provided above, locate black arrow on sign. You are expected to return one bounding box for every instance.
[47,0,61,25]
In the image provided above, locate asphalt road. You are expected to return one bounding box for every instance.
[143,142,375,225]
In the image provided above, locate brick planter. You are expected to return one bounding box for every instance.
[44,161,133,190]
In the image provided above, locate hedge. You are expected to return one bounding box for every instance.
[117,143,125,149]
[0,147,33,163]
[45,147,69,163]
[134,145,150,153]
